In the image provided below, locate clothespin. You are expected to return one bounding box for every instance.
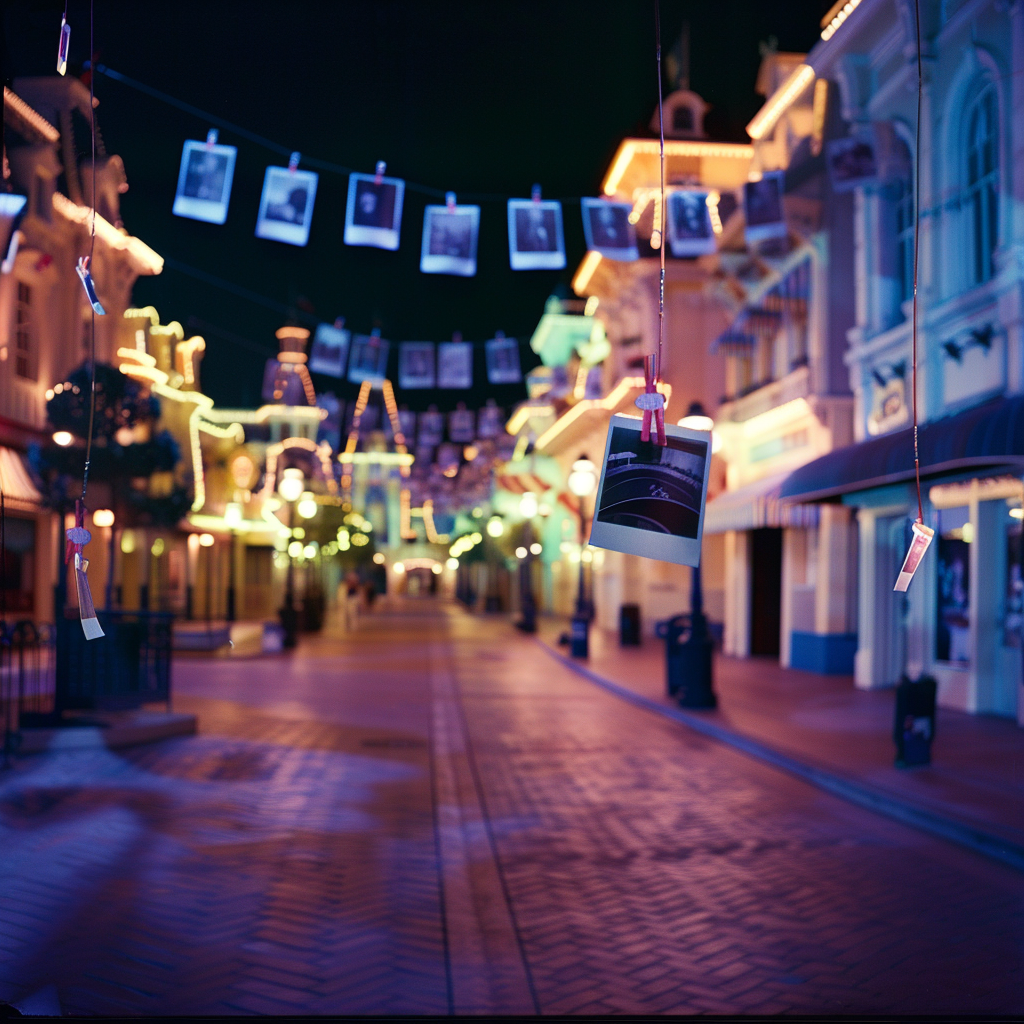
[65,500,104,640]
[75,257,106,315]
[374,161,386,186]
[56,15,70,76]
[333,317,345,330]
[288,152,300,173]
[446,192,456,213]
[205,129,219,148]
[452,331,462,344]
[532,184,542,204]
[636,353,667,446]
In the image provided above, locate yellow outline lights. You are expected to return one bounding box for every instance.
[820,0,862,41]
[602,139,755,197]
[53,192,163,275]
[337,451,415,466]
[746,64,816,141]
[572,250,603,296]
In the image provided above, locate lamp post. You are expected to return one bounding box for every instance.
[224,501,243,622]
[517,492,539,633]
[92,508,116,611]
[278,468,304,648]
[198,532,215,634]
[672,401,717,708]
[567,454,597,657]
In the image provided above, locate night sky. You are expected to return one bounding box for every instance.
[3,1,831,412]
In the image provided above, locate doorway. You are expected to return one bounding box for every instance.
[750,528,783,657]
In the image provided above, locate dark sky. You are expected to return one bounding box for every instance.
[3,1,831,411]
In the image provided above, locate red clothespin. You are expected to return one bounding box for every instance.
[288,152,300,174]
[66,500,104,640]
[374,161,386,186]
[205,129,219,149]
[446,191,456,213]
[636,353,667,446]
[532,183,542,204]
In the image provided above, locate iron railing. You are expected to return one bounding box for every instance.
[1,620,57,759]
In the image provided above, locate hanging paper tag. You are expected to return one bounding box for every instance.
[57,16,70,76]
[894,521,934,592]
[74,552,104,639]
[75,257,106,314]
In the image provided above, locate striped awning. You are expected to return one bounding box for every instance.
[704,470,819,534]
[0,447,43,508]
[494,471,551,495]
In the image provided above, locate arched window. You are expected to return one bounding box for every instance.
[966,85,999,284]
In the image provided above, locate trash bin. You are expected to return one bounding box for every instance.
[655,613,716,708]
[569,614,589,658]
[894,674,937,767]
[619,604,641,646]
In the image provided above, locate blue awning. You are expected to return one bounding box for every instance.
[779,394,1024,503]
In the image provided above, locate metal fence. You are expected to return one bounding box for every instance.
[1,620,56,759]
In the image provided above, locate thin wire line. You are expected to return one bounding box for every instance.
[912,0,923,524]
[81,0,97,504]
[655,0,666,385]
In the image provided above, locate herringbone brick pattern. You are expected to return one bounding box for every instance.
[0,603,1020,1016]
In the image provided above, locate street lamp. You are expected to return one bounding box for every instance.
[671,401,717,708]
[224,501,243,622]
[567,454,598,657]
[277,468,304,648]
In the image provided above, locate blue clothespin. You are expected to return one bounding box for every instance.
[532,184,542,203]
[206,129,219,147]
[374,161,386,185]
[445,192,456,212]
[56,16,70,76]
[288,152,300,173]
[76,257,106,315]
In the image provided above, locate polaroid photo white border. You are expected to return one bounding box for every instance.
[172,139,237,225]
[420,204,480,276]
[485,335,522,384]
[308,323,350,378]
[347,334,390,384]
[398,342,436,389]
[588,413,712,569]
[826,136,878,194]
[581,198,639,261]
[743,171,787,245]
[666,190,717,257]
[507,199,566,270]
[344,172,405,250]
[255,165,319,246]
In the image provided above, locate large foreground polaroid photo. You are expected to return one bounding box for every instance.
[507,199,566,270]
[581,198,638,261]
[420,204,480,276]
[589,414,712,568]
[344,172,405,250]
[255,166,319,246]
[172,139,237,225]
[743,171,786,245]
[667,190,716,257]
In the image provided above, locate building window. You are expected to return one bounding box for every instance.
[966,86,999,285]
[15,282,35,381]
[935,506,971,665]
[894,178,915,305]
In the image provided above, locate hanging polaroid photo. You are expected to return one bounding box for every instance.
[418,408,444,446]
[507,199,566,270]
[344,171,405,250]
[894,521,934,592]
[255,165,319,246]
[581,198,638,261]
[589,414,712,568]
[827,135,878,193]
[743,171,787,244]
[476,400,503,439]
[347,332,390,384]
[437,340,473,388]
[485,334,521,384]
[173,139,237,225]
[667,190,716,257]
[398,408,417,442]
[316,393,343,450]
[308,322,350,378]
[448,406,476,443]
[399,342,436,389]
[421,202,480,276]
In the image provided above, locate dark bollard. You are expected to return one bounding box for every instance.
[619,603,641,646]
[656,613,716,708]
[569,614,589,658]
[894,674,937,767]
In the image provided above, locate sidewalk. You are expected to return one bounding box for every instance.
[537,620,1024,862]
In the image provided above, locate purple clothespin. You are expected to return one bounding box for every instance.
[205,129,219,148]
[446,192,456,213]
[288,152,300,173]
[333,317,345,330]
[76,257,106,315]
[374,161,386,186]
[57,15,70,76]
[532,184,542,204]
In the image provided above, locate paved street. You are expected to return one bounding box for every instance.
[1,601,1021,1016]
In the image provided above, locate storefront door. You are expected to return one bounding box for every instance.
[750,528,782,657]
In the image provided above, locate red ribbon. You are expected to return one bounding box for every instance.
[641,355,666,446]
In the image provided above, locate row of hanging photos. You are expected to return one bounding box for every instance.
[172,133,802,270]
[292,322,523,390]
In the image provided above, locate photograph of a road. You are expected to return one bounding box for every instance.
[596,426,708,537]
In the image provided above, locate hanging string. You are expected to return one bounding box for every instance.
[911,0,923,524]
[655,0,666,385]
[81,0,98,503]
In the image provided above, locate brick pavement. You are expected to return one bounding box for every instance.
[0,600,1020,1015]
